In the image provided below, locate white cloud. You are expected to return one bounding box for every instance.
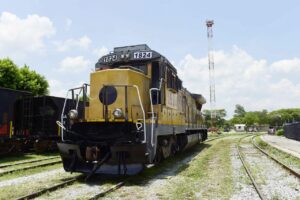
[55,36,91,52]
[93,47,109,58]
[48,79,67,97]
[270,58,300,73]
[59,56,91,73]
[176,46,300,117]
[49,78,90,97]
[0,11,55,57]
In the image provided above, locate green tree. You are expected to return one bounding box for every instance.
[203,109,227,128]
[244,112,259,126]
[0,58,21,89]
[258,109,269,124]
[234,104,246,117]
[229,116,244,125]
[268,108,300,126]
[18,65,49,95]
[0,58,49,95]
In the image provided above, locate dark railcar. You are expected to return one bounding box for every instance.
[14,96,83,152]
[0,87,32,154]
[0,87,31,138]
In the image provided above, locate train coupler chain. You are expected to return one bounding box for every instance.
[85,152,111,182]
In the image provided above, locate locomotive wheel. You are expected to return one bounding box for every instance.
[170,143,177,156]
[154,146,163,164]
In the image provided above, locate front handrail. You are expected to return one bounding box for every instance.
[149,78,163,147]
[60,83,89,142]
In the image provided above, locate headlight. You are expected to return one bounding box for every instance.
[113,108,123,118]
[68,109,78,120]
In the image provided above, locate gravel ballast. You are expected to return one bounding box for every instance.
[240,137,300,200]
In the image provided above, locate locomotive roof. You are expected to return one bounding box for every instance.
[95,44,177,73]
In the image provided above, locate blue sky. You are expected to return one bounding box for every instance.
[1,0,300,117]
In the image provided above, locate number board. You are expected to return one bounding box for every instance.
[103,55,117,63]
[133,51,152,59]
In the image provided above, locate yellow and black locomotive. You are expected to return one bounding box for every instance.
[57,44,207,176]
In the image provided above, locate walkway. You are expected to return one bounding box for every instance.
[261,135,300,159]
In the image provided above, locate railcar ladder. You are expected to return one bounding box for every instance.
[22,97,32,136]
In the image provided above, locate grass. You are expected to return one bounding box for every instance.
[106,141,215,199]
[0,152,59,165]
[0,158,61,173]
[255,136,300,170]
[0,165,80,200]
[130,142,212,184]
[158,138,236,200]
[0,162,63,181]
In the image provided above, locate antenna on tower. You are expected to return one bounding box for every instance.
[206,20,216,127]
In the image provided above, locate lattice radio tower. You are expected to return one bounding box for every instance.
[206,20,216,126]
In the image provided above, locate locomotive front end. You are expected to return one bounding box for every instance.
[58,58,152,176]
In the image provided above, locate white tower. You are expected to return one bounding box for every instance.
[206,20,216,126]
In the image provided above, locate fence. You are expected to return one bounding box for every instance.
[284,122,300,141]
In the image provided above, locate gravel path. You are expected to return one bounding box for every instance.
[230,145,260,200]
[261,135,300,159]
[240,138,300,200]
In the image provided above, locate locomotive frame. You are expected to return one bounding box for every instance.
[57,44,207,176]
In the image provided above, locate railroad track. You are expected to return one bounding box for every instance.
[88,181,125,200]
[205,132,251,143]
[0,159,62,176]
[251,136,300,179]
[237,135,300,200]
[16,175,84,200]
[237,135,266,200]
[0,156,60,169]
[205,135,226,142]
[15,174,125,200]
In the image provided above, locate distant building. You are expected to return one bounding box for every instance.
[234,124,246,132]
[247,124,270,132]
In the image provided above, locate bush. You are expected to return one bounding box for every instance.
[276,129,284,136]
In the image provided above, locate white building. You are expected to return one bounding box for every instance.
[234,124,246,132]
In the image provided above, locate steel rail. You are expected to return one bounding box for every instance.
[205,136,225,142]
[0,156,60,169]
[205,132,251,143]
[237,135,267,200]
[251,136,300,179]
[16,176,83,200]
[0,160,61,176]
[88,181,125,200]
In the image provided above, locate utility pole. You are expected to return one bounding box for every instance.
[206,20,216,127]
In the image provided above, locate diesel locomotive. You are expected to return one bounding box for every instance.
[57,44,207,176]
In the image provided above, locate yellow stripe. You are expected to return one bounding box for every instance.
[84,119,201,127]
